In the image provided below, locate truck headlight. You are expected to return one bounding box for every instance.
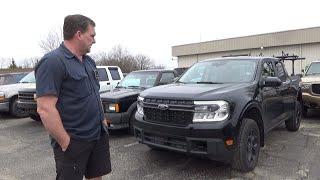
[300,83,311,90]
[0,92,5,101]
[193,100,230,122]
[137,96,144,115]
[105,103,120,112]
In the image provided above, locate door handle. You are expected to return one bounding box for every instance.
[107,83,110,85]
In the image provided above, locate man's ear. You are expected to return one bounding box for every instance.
[75,31,82,39]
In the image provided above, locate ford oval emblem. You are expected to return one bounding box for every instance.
[158,104,169,110]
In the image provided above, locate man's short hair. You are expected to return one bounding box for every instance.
[63,14,95,40]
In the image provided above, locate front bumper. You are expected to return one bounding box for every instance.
[105,111,130,130]
[134,113,236,163]
[302,92,320,108]
[17,100,37,114]
[0,101,10,112]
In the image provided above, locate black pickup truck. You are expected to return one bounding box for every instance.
[134,57,302,172]
[100,69,177,133]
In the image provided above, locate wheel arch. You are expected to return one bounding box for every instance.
[237,101,265,147]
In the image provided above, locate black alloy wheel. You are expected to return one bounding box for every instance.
[247,129,259,164]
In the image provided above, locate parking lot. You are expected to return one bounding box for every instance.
[1,112,320,180]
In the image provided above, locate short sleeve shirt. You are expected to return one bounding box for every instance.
[35,43,105,146]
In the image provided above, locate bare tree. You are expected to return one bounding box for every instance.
[95,45,158,73]
[39,28,63,54]
[135,54,154,70]
[0,57,11,69]
[22,57,40,68]
[152,64,166,69]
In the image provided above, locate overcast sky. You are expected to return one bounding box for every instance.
[1,0,319,68]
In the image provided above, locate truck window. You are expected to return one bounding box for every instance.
[262,61,275,77]
[108,67,121,80]
[159,72,175,84]
[275,62,287,81]
[97,68,109,81]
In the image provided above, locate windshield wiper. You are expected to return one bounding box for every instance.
[116,86,126,89]
[196,81,223,84]
[20,81,31,83]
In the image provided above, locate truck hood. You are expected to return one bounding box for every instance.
[100,88,143,102]
[301,75,320,83]
[0,83,36,92]
[140,83,253,100]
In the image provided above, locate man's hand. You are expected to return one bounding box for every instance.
[61,135,71,152]
[103,119,109,127]
[37,95,70,151]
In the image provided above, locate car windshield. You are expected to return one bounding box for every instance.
[305,62,320,75]
[178,59,258,84]
[19,71,35,83]
[0,72,28,85]
[117,71,158,89]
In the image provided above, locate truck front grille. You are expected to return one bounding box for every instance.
[312,84,320,94]
[143,98,194,126]
[18,91,35,101]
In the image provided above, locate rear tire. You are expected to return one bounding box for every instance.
[232,118,260,172]
[285,100,301,131]
[302,105,308,117]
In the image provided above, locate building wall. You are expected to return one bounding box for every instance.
[177,43,320,75]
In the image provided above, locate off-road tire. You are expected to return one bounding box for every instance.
[285,100,301,131]
[232,118,260,172]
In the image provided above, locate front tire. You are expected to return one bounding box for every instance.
[29,114,41,122]
[10,98,28,118]
[128,110,137,135]
[232,118,260,172]
[285,100,301,131]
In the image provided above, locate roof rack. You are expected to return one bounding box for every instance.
[274,51,305,76]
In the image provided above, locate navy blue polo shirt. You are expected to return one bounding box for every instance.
[35,43,105,147]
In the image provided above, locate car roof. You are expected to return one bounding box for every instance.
[201,56,276,62]
[131,69,174,73]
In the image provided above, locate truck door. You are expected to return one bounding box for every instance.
[97,68,110,93]
[275,61,296,120]
[260,60,284,131]
[107,67,123,90]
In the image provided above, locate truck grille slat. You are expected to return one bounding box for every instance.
[143,98,194,126]
[18,91,35,101]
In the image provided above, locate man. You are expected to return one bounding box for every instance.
[36,14,111,180]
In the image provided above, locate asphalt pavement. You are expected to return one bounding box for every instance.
[1,111,320,180]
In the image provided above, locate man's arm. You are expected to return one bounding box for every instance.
[37,95,70,151]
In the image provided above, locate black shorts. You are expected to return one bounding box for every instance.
[53,134,111,180]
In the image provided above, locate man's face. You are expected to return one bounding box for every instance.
[79,24,96,54]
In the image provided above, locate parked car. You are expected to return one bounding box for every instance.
[134,57,302,172]
[0,72,29,85]
[300,61,320,116]
[0,71,35,117]
[17,66,123,121]
[100,69,177,133]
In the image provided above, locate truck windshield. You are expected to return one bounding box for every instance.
[117,71,158,89]
[305,62,320,75]
[179,59,257,83]
[19,71,35,83]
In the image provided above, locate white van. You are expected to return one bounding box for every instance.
[96,66,124,93]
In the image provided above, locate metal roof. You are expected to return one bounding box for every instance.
[172,26,320,57]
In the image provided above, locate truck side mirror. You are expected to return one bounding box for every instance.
[260,77,282,87]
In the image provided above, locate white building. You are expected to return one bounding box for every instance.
[172,26,320,75]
